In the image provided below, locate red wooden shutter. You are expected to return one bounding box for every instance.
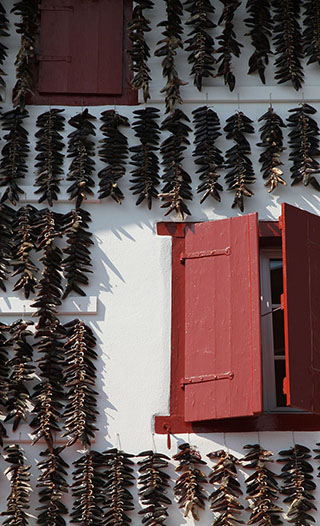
[281,203,320,413]
[183,214,262,421]
[39,0,123,95]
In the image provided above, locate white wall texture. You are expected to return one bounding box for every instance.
[1,0,320,524]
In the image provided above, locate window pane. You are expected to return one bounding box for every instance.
[270,259,283,304]
[274,360,286,407]
[272,309,285,356]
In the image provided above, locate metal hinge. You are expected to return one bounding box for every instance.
[180,372,234,388]
[180,247,231,263]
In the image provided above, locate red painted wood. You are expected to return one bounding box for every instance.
[39,0,123,95]
[281,203,320,413]
[183,214,262,421]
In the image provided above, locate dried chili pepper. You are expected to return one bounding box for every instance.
[216,0,242,92]
[104,448,135,526]
[245,0,272,84]
[0,2,9,97]
[257,106,286,192]
[0,322,9,445]
[2,444,31,526]
[303,0,320,66]
[0,204,15,292]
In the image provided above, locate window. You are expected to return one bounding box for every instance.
[28,0,136,106]
[155,203,320,434]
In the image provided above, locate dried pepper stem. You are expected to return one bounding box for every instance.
[257,106,286,192]
[104,448,135,526]
[12,205,39,298]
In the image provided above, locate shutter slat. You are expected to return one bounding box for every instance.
[184,214,262,422]
[282,203,320,413]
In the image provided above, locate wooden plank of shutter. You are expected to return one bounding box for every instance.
[184,214,262,421]
[281,203,320,413]
[39,0,123,95]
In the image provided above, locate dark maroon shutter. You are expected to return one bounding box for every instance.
[39,0,123,95]
[183,214,262,421]
[281,203,320,413]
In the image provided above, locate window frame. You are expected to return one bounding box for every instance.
[25,0,137,106]
[154,220,320,435]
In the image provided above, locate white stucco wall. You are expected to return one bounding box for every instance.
[1,1,320,524]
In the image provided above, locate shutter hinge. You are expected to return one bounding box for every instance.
[38,55,72,63]
[180,247,231,263]
[180,372,234,388]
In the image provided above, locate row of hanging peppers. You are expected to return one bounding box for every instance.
[2,441,320,526]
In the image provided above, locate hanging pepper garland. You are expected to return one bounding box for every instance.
[5,319,35,432]
[137,450,172,526]
[173,443,207,521]
[184,0,216,91]
[98,110,130,203]
[104,448,136,526]
[34,109,65,207]
[0,204,15,292]
[216,0,242,92]
[0,2,9,97]
[36,446,69,526]
[224,111,255,211]
[257,106,287,192]
[128,0,153,103]
[62,319,98,448]
[278,444,316,526]
[159,109,192,218]
[242,444,283,526]
[0,107,30,205]
[130,107,161,209]
[245,0,272,84]
[71,452,107,526]
[303,0,320,66]
[273,0,304,90]
[11,0,40,108]
[67,109,96,208]
[62,208,93,299]
[287,103,320,190]
[0,322,9,446]
[192,105,224,204]
[11,205,39,298]
[155,0,186,114]
[207,449,243,526]
[30,209,65,450]
[2,444,31,526]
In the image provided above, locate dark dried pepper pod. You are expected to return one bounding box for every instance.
[71,451,106,526]
[313,442,320,477]
[0,107,29,205]
[62,319,98,447]
[98,110,130,203]
[128,0,153,102]
[0,204,15,292]
[192,106,224,204]
[137,450,172,526]
[173,442,207,521]
[287,103,320,190]
[67,109,96,208]
[155,0,186,114]
[215,0,242,92]
[34,109,65,206]
[184,0,216,91]
[5,319,35,432]
[207,449,244,526]
[11,0,39,108]
[244,0,272,84]
[62,208,93,298]
[303,1,320,66]
[11,205,39,298]
[36,446,69,526]
[0,2,9,96]
[257,106,286,192]
[103,448,135,526]
[277,444,316,526]
[159,109,192,218]
[129,107,160,208]
[2,444,31,526]
[0,322,9,445]
[272,0,304,90]
[224,111,255,211]
[242,444,282,526]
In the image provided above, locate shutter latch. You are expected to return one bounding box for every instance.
[180,372,234,388]
[180,247,231,262]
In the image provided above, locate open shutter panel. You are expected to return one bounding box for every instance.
[281,203,320,413]
[39,0,123,95]
[184,214,262,421]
